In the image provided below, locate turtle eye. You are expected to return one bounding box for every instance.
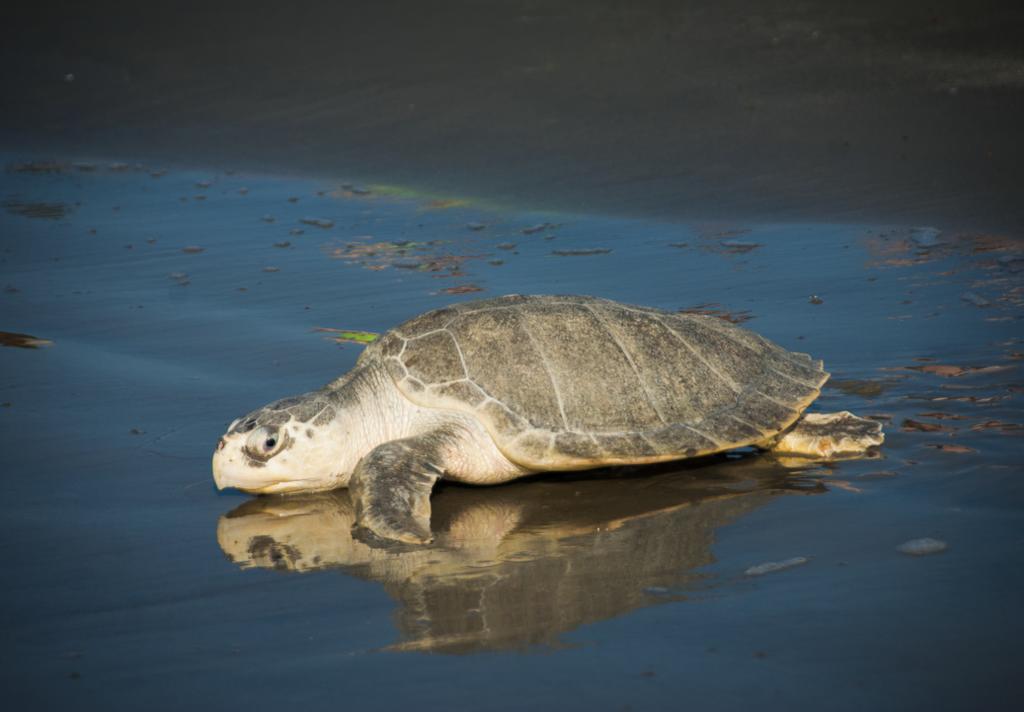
[244,428,285,460]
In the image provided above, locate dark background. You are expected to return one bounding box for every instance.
[3,0,1023,230]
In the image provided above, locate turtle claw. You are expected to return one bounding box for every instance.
[352,522,433,550]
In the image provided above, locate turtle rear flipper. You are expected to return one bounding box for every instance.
[767,411,884,459]
[350,436,447,545]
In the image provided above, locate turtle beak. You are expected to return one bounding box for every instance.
[212,454,228,490]
[212,438,237,490]
[212,438,229,489]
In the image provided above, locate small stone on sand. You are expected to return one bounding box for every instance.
[522,222,556,234]
[910,228,944,248]
[744,556,809,576]
[897,538,947,556]
[720,239,760,253]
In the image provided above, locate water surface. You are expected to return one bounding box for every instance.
[1,159,1021,709]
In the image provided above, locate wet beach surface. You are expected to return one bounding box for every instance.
[3,1,1024,710]
[2,159,1022,710]
[4,1,1024,231]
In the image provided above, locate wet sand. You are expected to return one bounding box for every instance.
[1,159,1022,710]
[2,2,1024,710]
[3,0,1024,231]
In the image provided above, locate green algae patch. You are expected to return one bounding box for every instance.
[314,328,379,345]
[332,182,508,213]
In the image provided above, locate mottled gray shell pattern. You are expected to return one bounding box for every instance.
[357,295,828,469]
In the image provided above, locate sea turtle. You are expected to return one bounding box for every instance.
[213,295,883,544]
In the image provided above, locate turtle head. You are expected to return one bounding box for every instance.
[212,392,344,494]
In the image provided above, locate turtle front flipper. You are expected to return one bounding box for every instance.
[767,411,884,459]
[350,436,448,545]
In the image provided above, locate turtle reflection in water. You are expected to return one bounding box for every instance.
[218,457,826,653]
[213,295,883,544]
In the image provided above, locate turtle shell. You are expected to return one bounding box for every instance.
[361,295,828,470]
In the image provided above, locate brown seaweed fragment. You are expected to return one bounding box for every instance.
[0,331,53,349]
[551,248,611,256]
[3,201,71,220]
[901,419,954,433]
[677,303,754,325]
[924,443,975,454]
[970,420,1024,434]
[440,284,484,295]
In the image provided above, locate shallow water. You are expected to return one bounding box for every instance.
[1,157,1021,709]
